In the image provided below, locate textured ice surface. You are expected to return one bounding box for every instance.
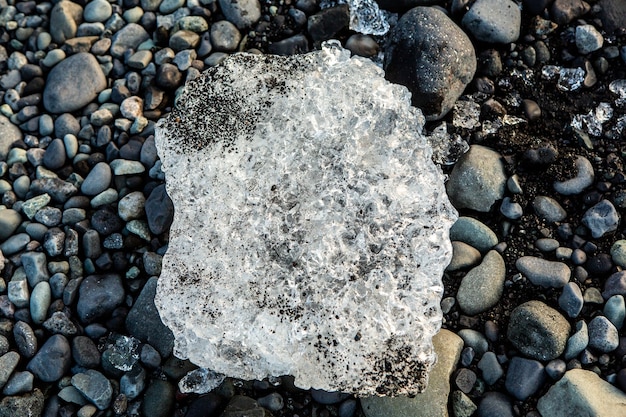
[154,43,457,396]
[320,0,389,35]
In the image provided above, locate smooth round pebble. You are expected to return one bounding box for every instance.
[587,316,619,352]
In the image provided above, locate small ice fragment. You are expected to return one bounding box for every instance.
[452,100,481,130]
[179,368,226,394]
[609,80,626,106]
[557,67,586,92]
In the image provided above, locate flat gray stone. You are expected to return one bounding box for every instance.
[71,369,113,410]
[43,52,106,113]
[361,329,463,417]
[447,145,507,212]
[0,351,20,390]
[582,199,620,238]
[537,369,626,417]
[218,0,261,29]
[449,217,498,253]
[587,316,619,352]
[0,115,22,162]
[456,250,505,315]
[507,300,570,361]
[81,162,111,196]
[446,241,481,272]
[462,0,521,43]
[516,256,570,288]
[26,334,71,382]
[50,0,83,44]
[532,196,567,223]
[110,23,149,59]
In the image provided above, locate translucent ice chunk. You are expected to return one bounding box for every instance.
[154,43,457,396]
[609,79,626,106]
[179,368,226,394]
[320,0,389,35]
[571,102,613,136]
[557,67,586,92]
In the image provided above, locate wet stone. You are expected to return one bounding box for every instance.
[2,371,34,396]
[587,316,619,352]
[71,369,113,410]
[26,334,71,382]
[558,282,584,318]
[505,357,546,400]
[478,351,503,385]
[76,274,125,324]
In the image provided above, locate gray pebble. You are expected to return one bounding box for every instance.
[585,287,605,304]
[30,281,51,325]
[499,197,523,220]
[110,23,149,59]
[532,196,567,223]
[610,240,626,268]
[0,351,20,391]
[81,162,111,196]
[0,232,29,255]
[0,209,22,240]
[553,156,594,195]
[43,228,65,257]
[582,199,620,238]
[516,256,570,288]
[458,329,489,358]
[449,216,498,253]
[21,251,49,287]
[2,371,34,396]
[535,238,559,252]
[219,0,261,29]
[477,391,514,417]
[545,359,566,380]
[477,351,503,385]
[576,24,603,54]
[34,206,62,227]
[140,344,161,369]
[120,365,146,400]
[72,335,101,368]
[7,280,29,308]
[0,115,22,162]
[505,357,546,400]
[210,20,241,52]
[43,53,107,114]
[508,300,570,361]
[446,145,507,212]
[43,311,78,336]
[141,379,176,417]
[588,316,619,352]
[49,0,83,44]
[83,0,112,22]
[77,274,125,324]
[159,0,185,13]
[72,369,113,410]
[110,159,145,175]
[558,282,584,318]
[604,295,625,329]
[462,0,521,43]
[258,392,284,411]
[170,30,200,51]
[447,241,481,272]
[457,250,505,315]
[345,34,379,57]
[14,321,38,358]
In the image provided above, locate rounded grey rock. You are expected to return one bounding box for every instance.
[516,256,570,288]
[504,356,545,401]
[71,369,113,410]
[30,281,51,325]
[457,250,505,315]
[447,241,481,271]
[478,392,514,417]
[576,24,604,54]
[21,251,49,288]
[219,0,262,29]
[169,30,200,51]
[81,162,111,196]
[604,295,625,330]
[582,199,620,238]
[610,240,626,268]
[14,321,38,359]
[43,53,106,114]
[35,207,63,227]
[462,0,521,43]
[588,316,619,352]
[385,6,476,121]
[477,351,503,385]
[449,217,498,253]
[603,271,626,299]
[507,300,571,361]
[141,380,176,417]
[0,115,22,161]
[77,274,125,324]
[0,209,22,241]
[446,145,507,212]
[564,320,588,360]
[558,282,583,318]
[110,23,149,59]
[83,0,112,22]
[26,334,71,382]
[532,196,567,223]
[553,156,594,195]
[2,371,34,396]
[0,351,20,391]
[50,0,83,44]
[72,335,101,368]
[458,329,489,358]
[499,197,523,219]
[210,20,242,52]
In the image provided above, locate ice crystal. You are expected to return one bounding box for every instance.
[320,0,389,35]
[154,43,457,396]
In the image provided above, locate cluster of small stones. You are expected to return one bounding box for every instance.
[0,0,626,416]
